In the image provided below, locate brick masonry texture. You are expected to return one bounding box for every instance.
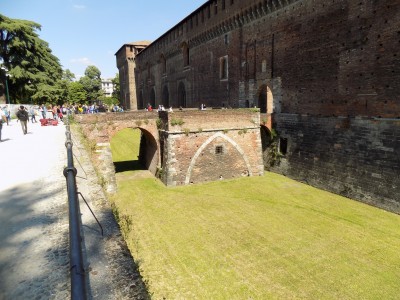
[116,0,399,212]
[273,114,400,213]
[159,110,264,185]
[75,110,264,187]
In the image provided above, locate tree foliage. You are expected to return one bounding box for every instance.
[0,14,62,103]
[111,73,120,99]
[79,65,102,101]
[68,81,87,104]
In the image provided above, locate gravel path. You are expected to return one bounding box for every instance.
[0,119,149,299]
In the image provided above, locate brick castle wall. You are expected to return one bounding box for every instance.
[273,114,400,213]
[126,0,400,211]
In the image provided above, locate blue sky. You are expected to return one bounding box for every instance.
[2,0,207,79]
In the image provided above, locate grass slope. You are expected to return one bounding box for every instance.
[110,128,400,299]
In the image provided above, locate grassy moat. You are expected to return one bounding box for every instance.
[110,128,400,299]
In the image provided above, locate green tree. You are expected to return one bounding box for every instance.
[79,65,102,101]
[68,81,87,104]
[62,69,75,82]
[111,73,120,99]
[53,69,76,104]
[0,14,63,104]
[99,95,118,109]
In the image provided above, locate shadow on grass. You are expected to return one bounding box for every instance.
[114,160,145,173]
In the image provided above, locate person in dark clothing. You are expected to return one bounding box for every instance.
[0,108,6,141]
[16,105,29,135]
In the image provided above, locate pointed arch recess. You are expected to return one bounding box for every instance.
[185,132,253,184]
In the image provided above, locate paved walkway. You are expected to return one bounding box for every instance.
[0,119,148,299]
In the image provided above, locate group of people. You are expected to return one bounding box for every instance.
[146,104,173,112]
[0,105,29,141]
[68,103,123,114]
[0,104,69,142]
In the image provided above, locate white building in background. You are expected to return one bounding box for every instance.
[101,78,114,97]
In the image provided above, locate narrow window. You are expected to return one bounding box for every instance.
[279,138,288,155]
[222,0,226,10]
[214,1,218,14]
[220,56,228,80]
[183,44,190,67]
[224,34,229,45]
[231,0,234,4]
[208,5,211,18]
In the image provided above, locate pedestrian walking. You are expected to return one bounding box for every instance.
[2,106,10,125]
[40,104,47,119]
[16,105,29,135]
[29,106,37,123]
[0,108,6,141]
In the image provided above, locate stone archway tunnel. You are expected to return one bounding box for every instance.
[75,109,265,191]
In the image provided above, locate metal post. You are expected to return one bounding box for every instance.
[64,117,87,300]
[5,76,10,105]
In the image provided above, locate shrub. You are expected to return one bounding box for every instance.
[171,118,184,126]
[156,118,163,129]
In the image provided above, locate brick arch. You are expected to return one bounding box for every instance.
[257,84,274,114]
[257,84,274,130]
[75,112,161,174]
[150,87,156,107]
[137,127,159,175]
[102,124,160,173]
[185,132,252,184]
[178,82,186,108]
[162,85,169,108]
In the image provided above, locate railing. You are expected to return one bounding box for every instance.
[64,114,87,300]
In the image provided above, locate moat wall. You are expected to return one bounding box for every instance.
[273,114,400,213]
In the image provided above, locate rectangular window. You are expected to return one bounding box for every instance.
[219,56,228,80]
[215,145,224,155]
[231,0,234,5]
[208,5,211,18]
[214,1,218,14]
[222,0,225,10]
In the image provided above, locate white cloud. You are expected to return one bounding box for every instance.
[73,4,86,10]
[70,57,94,66]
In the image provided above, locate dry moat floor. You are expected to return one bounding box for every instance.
[109,128,400,300]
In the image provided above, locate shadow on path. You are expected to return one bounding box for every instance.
[0,180,70,299]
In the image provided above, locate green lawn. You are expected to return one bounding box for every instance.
[110,128,400,299]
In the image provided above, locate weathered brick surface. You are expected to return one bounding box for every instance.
[273,114,400,213]
[123,0,400,212]
[75,110,264,186]
[134,0,400,116]
[75,112,160,175]
[161,109,264,185]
